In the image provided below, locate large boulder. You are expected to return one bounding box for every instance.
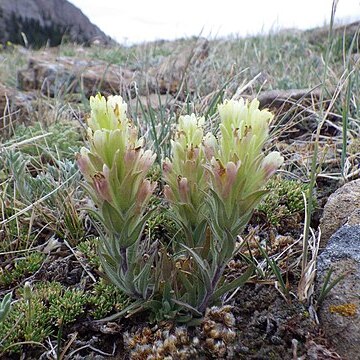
[17,54,135,97]
[316,225,360,360]
[0,0,111,47]
[320,179,360,247]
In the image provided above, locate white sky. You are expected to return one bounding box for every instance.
[69,0,360,44]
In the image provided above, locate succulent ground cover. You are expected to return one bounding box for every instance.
[0,19,359,359]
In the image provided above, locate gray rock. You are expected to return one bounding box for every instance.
[318,225,360,267]
[347,208,360,226]
[320,179,360,247]
[316,225,360,360]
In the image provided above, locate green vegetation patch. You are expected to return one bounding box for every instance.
[258,177,311,228]
[77,237,101,269]
[88,279,130,319]
[11,121,84,160]
[0,252,45,286]
[0,280,129,354]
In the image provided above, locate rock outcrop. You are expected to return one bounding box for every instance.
[17,54,135,97]
[0,0,111,47]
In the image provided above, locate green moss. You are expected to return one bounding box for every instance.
[147,198,178,243]
[77,237,101,269]
[36,282,87,325]
[88,279,130,319]
[0,299,52,353]
[258,177,312,227]
[0,252,45,286]
[0,284,53,353]
[0,279,131,354]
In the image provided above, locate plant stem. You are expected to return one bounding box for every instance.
[120,247,128,273]
[341,74,352,176]
[199,263,224,313]
[26,298,32,340]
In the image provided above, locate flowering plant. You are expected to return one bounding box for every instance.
[76,94,157,300]
[77,95,283,320]
[163,98,283,313]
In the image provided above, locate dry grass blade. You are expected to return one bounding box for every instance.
[297,199,320,303]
